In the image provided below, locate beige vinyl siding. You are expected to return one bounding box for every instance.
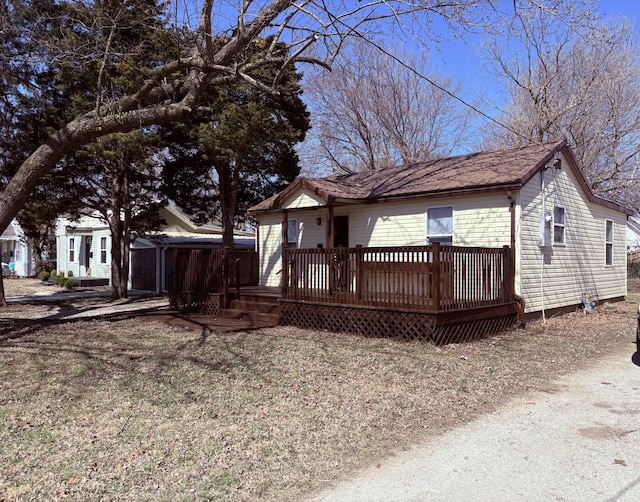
[297,213,326,249]
[257,210,329,286]
[282,188,325,209]
[258,214,283,287]
[341,203,425,247]
[450,193,512,248]
[518,156,626,314]
[342,193,512,248]
[161,209,188,229]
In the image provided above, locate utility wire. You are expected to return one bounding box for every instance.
[355,33,537,146]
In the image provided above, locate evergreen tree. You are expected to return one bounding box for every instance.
[161,38,309,248]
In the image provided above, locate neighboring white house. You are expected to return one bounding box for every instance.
[249,139,632,317]
[56,205,255,291]
[0,219,37,277]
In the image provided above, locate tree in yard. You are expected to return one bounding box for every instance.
[300,39,475,174]
[65,131,166,298]
[480,5,640,209]
[161,38,309,249]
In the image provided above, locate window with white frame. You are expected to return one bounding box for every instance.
[100,237,107,264]
[426,206,453,245]
[553,206,566,244]
[69,237,75,262]
[286,219,298,248]
[605,219,614,266]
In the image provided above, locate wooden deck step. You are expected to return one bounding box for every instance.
[220,296,280,325]
[230,299,280,314]
[218,308,280,325]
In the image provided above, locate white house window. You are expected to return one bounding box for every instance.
[554,206,566,245]
[286,219,298,248]
[14,244,21,262]
[426,206,453,245]
[605,219,614,266]
[69,237,75,262]
[100,237,107,264]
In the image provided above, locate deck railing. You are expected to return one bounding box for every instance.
[282,244,515,312]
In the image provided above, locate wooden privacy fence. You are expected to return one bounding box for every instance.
[169,248,258,312]
[282,243,515,312]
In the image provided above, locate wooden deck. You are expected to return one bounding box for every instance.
[167,245,520,344]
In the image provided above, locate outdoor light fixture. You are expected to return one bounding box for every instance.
[553,156,562,170]
[316,217,322,225]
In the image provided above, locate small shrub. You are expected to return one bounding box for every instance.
[56,274,66,286]
[50,270,58,280]
[64,278,77,289]
[67,270,73,277]
[38,271,50,282]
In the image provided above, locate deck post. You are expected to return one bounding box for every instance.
[282,248,289,298]
[503,245,514,302]
[355,245,363,301]
[222,247,230,309]
[432,242,441,310]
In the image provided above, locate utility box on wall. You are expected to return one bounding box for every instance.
[539,210,552,247]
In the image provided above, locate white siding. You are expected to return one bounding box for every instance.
[518,155,627,314]
[54,219,70,276]
[90,229,112,279]
[55,215,111,279]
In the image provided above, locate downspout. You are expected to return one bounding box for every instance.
[507,190,516,251]
[540,168,546,324]
[327,205,334,248]
[507,191,521,316]
[282,210,289,291]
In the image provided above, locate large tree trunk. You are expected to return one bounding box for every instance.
[219,160,239,251]
[0,274,6,308]
[109,164,130,299]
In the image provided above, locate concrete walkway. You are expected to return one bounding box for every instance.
[309,343,640,502]
[6,288,156,303]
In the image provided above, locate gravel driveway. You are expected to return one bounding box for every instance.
[309,341,640,502]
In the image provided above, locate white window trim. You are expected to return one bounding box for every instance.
[69,237,76,263]
[553,206,566,245]
[425,205,454,245]
[605,219,614,266]
[100,236,108,264]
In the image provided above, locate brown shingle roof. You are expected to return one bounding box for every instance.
[314,140,563,200]
[249,140,631,215]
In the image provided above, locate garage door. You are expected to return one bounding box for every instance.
[131,248,156,291]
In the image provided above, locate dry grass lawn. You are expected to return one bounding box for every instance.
[0,279,637,501]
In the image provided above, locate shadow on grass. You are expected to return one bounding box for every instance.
[0,303,280,403]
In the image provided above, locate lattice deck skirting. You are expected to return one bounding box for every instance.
[280,300,518,345]
[169,292,220,316]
